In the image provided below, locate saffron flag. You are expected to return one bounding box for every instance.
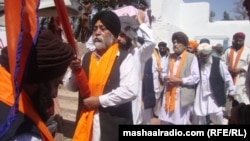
[0,0,40,137]
[1,0,78,138]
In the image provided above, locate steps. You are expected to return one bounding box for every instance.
[56,86,79,140]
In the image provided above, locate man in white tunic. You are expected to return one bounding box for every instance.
[116,9,155,124]
[159,32,200,125]
[193,43,235,125]
[223,32,250,105]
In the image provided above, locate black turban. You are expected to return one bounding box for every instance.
[92,10,121,38]
[158,42,167,48]
[25,29,74,83]
[199,38,210,44]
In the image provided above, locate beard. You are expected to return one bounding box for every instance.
[118,38,132,51]
[233,43,243,50]
[159,50,166,56]
[30,83,54,122]
[93,35,114,50]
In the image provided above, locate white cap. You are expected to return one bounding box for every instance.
[197,43,212,55]
[119,15,138,39]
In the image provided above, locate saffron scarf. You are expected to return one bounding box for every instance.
[165,51,187,112]
[0,67,53,141]
[73,43,119,141]
[229,47,244,84]
[153,49,162,71]
[153,49,163,86]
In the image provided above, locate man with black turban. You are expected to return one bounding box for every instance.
[0,29,74,140]
[65,10,138,141]
[158,31,200,125]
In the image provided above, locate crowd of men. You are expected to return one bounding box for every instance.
[0,0,250,141]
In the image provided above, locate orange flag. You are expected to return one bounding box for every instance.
[0,0,40,137]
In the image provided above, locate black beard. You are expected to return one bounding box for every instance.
[119,41,132,51]
[233,43,243,50]
[159,51,166,56]
[30,83,53,122]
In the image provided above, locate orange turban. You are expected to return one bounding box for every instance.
[188,40,198,50]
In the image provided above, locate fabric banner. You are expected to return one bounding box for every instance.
[0,0,40,137]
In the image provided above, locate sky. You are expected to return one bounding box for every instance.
[183,0,240,21]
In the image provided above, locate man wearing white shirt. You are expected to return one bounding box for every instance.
[193,43,235,125]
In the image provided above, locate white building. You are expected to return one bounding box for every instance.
[151,0,250,52]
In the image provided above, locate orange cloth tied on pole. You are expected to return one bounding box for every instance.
[74,68,90,98]
[229,47,244,84]
[165,51,187,112]
[73,44,119,141]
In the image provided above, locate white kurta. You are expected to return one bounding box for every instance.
[194,57,235,117]
[65,51,138,141]
[223,46,250,104]
[128,23,155,124]
[64,23,155,127]
[159,53,200,124]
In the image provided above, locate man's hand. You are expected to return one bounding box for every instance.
[227,95,234,101]
[83,96,100,110]
[165,75,182,86]
[136,9,145,25]
[229,67,245,75]
[69,57,82,73]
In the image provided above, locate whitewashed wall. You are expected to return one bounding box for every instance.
[151,0,250,52]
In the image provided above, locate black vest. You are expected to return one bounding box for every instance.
[142,57,156,109]
[209,57,226,106]
[0,102,41,140]
[82,49,132,141]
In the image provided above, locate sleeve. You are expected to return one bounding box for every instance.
[161,55,170,82]
[11,133,42,141]
[219,60,236,96]
[64,70,79,92]
[64,55,85,92]
[137,23,155,63]
[99,54,138,107]
[246,65,250,96]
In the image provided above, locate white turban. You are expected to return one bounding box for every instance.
[197,43,212,55]
[119,15,138,39]
[113,6,139,40]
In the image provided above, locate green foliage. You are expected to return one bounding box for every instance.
[222,11,232,21]
[209,10,215,22]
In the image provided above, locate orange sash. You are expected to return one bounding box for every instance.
[153,49,162,71]
[0,67,53,141]
[73,43,119,141]
[165,51,187,112]
[229,47,244,84]
[153,49,163,85]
